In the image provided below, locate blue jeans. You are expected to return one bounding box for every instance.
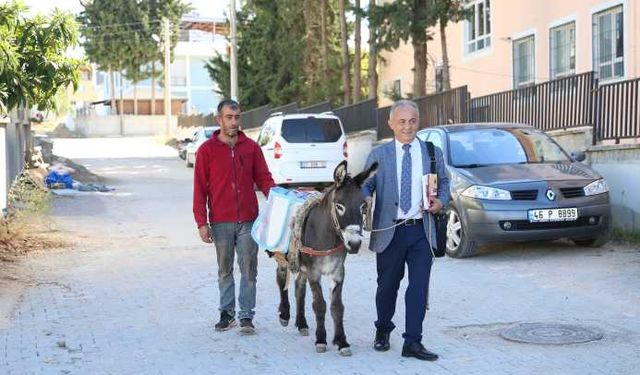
[210,221,258,320]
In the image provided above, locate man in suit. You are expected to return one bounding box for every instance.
[362,99,450,361]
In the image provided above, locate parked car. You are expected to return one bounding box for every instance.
[417,123,612,258]
[256,112,347,188]
[185,126,219,168]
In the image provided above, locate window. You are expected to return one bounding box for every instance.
[393,79,402,97]
[257,124,274,146]
[549,22,576,79]
[465,0,491,54]
[593,5,624,81]
[512,35,535,89]
[435,64,444,92]
[281,118,343,143]
[427,132,444,150]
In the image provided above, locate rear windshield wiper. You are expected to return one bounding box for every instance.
[454,163,487,168]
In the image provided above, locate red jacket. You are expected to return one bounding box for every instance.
[193,130,275,227]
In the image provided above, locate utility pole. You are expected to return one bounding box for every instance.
[229,0,238,101]
[119,71,124,136]
[163,18,172,136]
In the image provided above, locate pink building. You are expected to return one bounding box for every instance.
[378,0,639,105]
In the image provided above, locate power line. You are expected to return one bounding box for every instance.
[80,20,163,30]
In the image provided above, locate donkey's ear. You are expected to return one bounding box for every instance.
[354,162,378,187]
[334,160,348,187]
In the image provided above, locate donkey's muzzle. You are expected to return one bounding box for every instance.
[346,240,361,254]
[343,225,363,254]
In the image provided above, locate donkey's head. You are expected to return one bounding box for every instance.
[327,160,378,254]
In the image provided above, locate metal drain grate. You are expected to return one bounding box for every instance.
[500,323,603,345]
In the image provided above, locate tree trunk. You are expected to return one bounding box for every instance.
[412,38,427,98]
[440,20,451,91]
[151,63,156,115]
[367,0,378,100]
[411,0,428,98]
[133,82,138,115]
[109,68,116,114]
[320,0,328,77]
[339,0,351,105]
[353,0,361,103]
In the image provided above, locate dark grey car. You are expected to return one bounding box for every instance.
[417,124,612,258]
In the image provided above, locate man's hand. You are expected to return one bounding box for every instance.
[427,198,443,214]
[198,225,213,243]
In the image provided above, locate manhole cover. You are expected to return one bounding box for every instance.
[500,323,603,345]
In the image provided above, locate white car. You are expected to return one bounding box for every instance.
[256,112,347,188]
[185,126,219,168]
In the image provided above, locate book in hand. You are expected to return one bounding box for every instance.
[422,173,437,211]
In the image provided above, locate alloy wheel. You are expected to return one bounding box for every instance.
[447,209,462,252]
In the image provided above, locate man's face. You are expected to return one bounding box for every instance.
[388,105,419,144]
[217,105,241,137]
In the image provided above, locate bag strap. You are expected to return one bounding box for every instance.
[426,141,436,174]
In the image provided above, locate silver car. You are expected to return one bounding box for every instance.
[417,124,612,258]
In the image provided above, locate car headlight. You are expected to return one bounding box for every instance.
[461,185,511,200]
[583,179,609,196]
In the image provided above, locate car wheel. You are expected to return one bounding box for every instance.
[186,153,194,168]
[573,220,612,247]
[445,206,478,258]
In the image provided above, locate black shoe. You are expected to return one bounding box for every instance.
[374,330,390,352]
[401,342,438,361]
[214,311,237,331]
[239,318,255,335]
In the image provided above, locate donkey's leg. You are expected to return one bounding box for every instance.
[330,267,351,356]
[276,264,290,327]
[308,274,328,353]
[295,272,309,336]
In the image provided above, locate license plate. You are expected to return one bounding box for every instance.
[528,208,578,222]
[300,161,326,169]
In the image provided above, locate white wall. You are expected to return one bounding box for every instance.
[76,115,179,137]
[0,119,7,214]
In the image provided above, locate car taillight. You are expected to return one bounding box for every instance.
[343,141,348,159]
[274,142,283,159]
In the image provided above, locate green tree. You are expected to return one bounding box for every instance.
[430,0,469,91]
[0,1,81,116]
[207,0,345,110]
[370,0,431,98]
[79,0,190,114]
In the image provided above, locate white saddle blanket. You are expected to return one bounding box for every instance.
[251,187,319,253]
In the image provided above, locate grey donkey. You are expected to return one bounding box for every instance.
[276,160,378,356]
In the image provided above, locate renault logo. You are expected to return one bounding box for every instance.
[546,189,556,201]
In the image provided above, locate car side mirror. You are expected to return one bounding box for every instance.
[571,151,586,162]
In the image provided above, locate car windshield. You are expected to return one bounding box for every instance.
[448,128,571,167]
[281,118,342,143]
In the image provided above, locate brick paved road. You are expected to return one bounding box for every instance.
[1,138,639,374]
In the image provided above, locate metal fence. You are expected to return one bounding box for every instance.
[594,77,640,143]
[177,113,217,128]
[376,105,393,140]
[270,102,299,115]
[333,98,377,134]
[299,100,332,113]
[415,86,468,127]
[467,72,596,131]
[240,104,270,130]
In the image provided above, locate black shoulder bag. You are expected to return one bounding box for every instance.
[426,141,447,258]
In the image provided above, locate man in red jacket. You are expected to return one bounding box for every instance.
[193,99,275,335]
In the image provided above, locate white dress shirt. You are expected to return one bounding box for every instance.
[395,137,423,220]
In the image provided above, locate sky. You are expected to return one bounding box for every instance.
[24,0,231,19]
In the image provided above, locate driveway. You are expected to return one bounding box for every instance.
[1,137,639,374]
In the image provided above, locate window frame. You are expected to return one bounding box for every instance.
[549,21,576,80]
[464,0,492,56]
[512,34,536,89]
[592,4,625,82]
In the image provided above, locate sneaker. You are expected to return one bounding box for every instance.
[239,318,255,335]
[214,311,237,331]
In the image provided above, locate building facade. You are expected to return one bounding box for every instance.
[93,14,228,116]
[379,0,639,104]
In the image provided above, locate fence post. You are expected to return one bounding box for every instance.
[592,74,600,146]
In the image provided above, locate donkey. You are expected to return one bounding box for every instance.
[276,160,377,356]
